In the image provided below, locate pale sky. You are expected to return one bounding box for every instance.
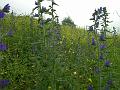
[0,0,120,30]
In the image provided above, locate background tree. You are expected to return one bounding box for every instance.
[62,16,76,27]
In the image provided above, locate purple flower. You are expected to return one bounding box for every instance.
[34,13,39,17]
[35,1,38,5]
[0,43,8,51]
[46,18,51,22]
[0,80,10,88]
[99,54,104,60]
[100,34,105,41]
[105,60,110,67]
[0,12,5,19]
[7,30,13,36]
[107,80,112,85]
[89,26,93,31]
[40,20,44,28]
[100,45,106,50]
[2,4,10,13]
[88,85,93,90]
[94,67,100,73]
[42,6,46,12]
[91,37,95,45]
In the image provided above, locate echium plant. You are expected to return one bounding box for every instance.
[99,7,113,90]
[0,4,10,89]
[88,7,114,90]
[31,0,59,28]
[0,4,10,51]
[89,7,102,34]
[48,0,59,23]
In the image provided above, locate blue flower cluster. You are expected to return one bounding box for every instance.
[0,4,10,19]
[90,7,113,90]
[0,43,7,51]
[0,80,10,88]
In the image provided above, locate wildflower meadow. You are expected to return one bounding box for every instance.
[0,0,120,90]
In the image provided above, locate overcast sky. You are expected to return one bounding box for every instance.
[0,0,120,30]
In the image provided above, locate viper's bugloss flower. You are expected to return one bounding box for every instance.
[42,6,46,12]
[92,37,95,45]
[46,18,51,22]
[35,1,38,5]
[100,7,102,11]
[100,34,105,41]
[99,54,104,60]
[0,43,7,51]
[105,60,110,67]
[88,85,93,90]
[2,4,10,13]
[0,12,5,19]
[100,45,106,50]
[34,13,39,17]
[95,67,100,73]
[107,80,112,85]
[7,30,13,36]
[89,26,93,31]
[40,20,44,28]
[0,80,10,88]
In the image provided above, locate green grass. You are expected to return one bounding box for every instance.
[0,15,120,90]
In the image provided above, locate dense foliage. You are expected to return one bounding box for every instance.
[0,1,120,90]
[62,16,76,27]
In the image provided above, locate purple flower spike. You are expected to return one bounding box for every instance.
[0,12,5,19]
[105,60,110,67]
[2,4,10,13]
[100,34,105,41]
[0,80,10,88]
[42,6,46,12]
[91,37,95,45]
[34,13,39,17]
[40,20,44,28]
[35,1,38,5]
[100,45,106,50]
[107,80,112,85]
[7,30,13,36]
[0,43,8,51]
[99,54,104,60]
[95,67,100,73]
[88,85,93,90]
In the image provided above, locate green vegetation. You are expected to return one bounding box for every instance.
[0,1,120,90]
[62,16,76,27]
